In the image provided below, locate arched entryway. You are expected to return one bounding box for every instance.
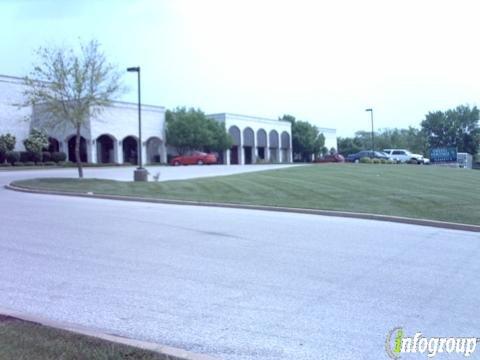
[256,129,267,160]
[228,126,241,164]
[96,134,116,164]
[146,137,162,164]
[45,137,60,153]
[269,130,279,163]
[281,131,291,163]
[67,135,87,163]
[122,136,138,164]
[242,127,255,164]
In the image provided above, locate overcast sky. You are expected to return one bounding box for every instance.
[2,0,480,136]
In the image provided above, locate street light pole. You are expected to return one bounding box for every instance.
[127,66,148,181]
[365,108,374,152]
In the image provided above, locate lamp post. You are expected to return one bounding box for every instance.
[127,66,148,181]
[365,108,374,152]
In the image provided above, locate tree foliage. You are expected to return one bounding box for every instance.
[23,40,122,177]
[421,105,480,155]
[166,107,232,154]
[338,127,427,155]
[279,114,325,161]
[23,129,49,155]
[0,133,16,154]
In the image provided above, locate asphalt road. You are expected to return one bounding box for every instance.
[0,166,479,359]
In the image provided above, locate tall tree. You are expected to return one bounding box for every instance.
[279,114,325,161]
[23,40,122,178]
[166,107,232,154]
[421,105,480,155]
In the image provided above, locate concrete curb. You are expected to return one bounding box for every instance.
[6,183,480,233]
[0,306,219,360]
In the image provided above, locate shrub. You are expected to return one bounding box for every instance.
[359,157,372,164]
[44,161,56,166]
[24,161,36,166]
[5,151,20,165]
[42,151,51,162]
[372,158,381,164]
[0,134,16,153]
[51,151,67,163]
[23,129,49,154]
[380,159,388,164]
[0,163,11,167]
[19,151,30,162]
[0,152,5,164]
[30,151,42,163]
[14,161,25,167]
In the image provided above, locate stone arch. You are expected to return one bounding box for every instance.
[281,131,291,163]
[269,130,279,163]
[146,136,162,164]
[67,135,87,163]
[122,135,138,164]
[242,127,255,164]
[96,134,117,164]
[256,129,267,160]
[45,137,60,153]
[228,126,241,164]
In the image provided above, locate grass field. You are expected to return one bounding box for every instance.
[0,315,165,360]
[13,164,480,225]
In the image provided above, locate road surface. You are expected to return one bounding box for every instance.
[0,166,479,359]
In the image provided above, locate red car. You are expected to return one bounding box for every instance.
[314,154,345,163]
[170,151,218,166]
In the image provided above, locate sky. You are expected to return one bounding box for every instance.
[1,0,480,136]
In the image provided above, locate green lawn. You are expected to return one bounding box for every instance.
[13,164,480,225]
[0,315,166,360]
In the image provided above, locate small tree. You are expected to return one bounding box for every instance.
[0,134,16,163]
[166,107,231,155]
[23,40,122,178]
[23,129,49,161]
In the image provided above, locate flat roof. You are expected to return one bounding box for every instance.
[208,112,291,125]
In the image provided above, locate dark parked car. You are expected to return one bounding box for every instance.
[170,151,218,166]
[346,150,389,163]
[314,154,345,163]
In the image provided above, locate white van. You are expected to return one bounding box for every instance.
[383,149,429,164]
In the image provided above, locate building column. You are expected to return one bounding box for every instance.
[225,149,230,165]
[239,131,244,165]
[89,139,97,164]
[117,141,123,164]
[160,142,167,164]
[279,149,284,163]
[265,140,270,162]
[141,142,147,167]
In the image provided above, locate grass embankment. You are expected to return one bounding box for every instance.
[0,315,166,360]
[13,164,480,225]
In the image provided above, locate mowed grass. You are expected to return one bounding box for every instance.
[13,164,480,225]
[0,316,166,360]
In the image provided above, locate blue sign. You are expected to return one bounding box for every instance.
[430,147,457,162]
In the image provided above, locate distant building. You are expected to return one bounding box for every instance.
[0,74,337,165]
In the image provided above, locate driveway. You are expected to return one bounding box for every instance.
[0,166,479,359]
[0,163,301,183]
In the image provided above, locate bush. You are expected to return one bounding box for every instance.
[5,151,20,165]
[14,161,25,167]
[19,151,30,162]
[42,151,51,162]
[372,158,381,164]
[0,134,16,153]
[359,157,372,164]
[0,152,5,164]
[44,161,56,166]
[51,151,67,163]
[24,161,36,166]
[0,163,11,167]
[23,129,49,154]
